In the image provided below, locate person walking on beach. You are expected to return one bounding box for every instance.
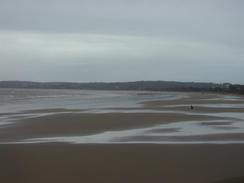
[190,105,194,110]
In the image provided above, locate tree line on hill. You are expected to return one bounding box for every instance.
[0,81,243,94]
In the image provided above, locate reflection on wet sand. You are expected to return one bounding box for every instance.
[1,90,244,183]
[0,90,244,144]
[0,110,244,144]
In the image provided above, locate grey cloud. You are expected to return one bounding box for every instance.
[0,0,243,83]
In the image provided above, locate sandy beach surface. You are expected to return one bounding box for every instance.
[1,90,244,182]
[0,144,244,183]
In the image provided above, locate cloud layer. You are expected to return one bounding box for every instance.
[0,0,243,83]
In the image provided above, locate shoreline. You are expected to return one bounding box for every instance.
[0,91,244,182]
[0,92,244,144]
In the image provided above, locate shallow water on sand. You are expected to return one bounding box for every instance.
[16,112,244,144]
[0,88,185,113]
[1,89,244,144]
[1,110,244,144]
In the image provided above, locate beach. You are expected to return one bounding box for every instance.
[1,144,244,183]
[1,0,244,182]
[0,89,244,182]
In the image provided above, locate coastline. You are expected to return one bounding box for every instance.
[0,91,244,182]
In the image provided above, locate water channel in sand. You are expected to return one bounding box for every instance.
[1,88,244,144]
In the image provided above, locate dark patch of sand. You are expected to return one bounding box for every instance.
[0,144,244,183]
[0,112,222,142]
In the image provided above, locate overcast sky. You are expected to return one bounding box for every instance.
[0,0,243,83]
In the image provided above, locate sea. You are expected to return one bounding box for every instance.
[0,88,183,113]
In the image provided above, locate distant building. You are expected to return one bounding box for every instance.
[222,83,232,90]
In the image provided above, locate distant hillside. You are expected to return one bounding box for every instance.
[0,81,243,94]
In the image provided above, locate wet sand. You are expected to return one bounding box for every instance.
[142,93,244,113]
[0,92,244,182]
[1,93,244,143]
[1,144,244,183]
[0,112,223,142]
[142,92,244,107]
